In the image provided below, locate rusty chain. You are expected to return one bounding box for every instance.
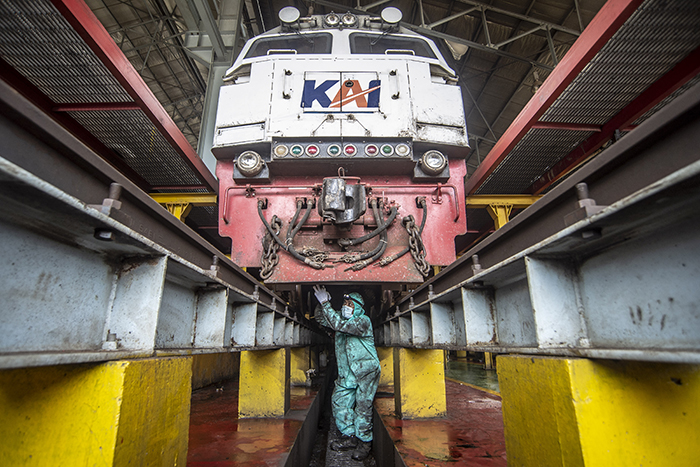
[260,216,282,280]
[404,215,431,277]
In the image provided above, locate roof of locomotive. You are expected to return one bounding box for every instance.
[224,12,457,79]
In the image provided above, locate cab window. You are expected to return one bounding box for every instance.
[349,33,436,58]
[244,33,333,58]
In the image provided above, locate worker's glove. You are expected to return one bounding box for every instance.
[313,285,331,304]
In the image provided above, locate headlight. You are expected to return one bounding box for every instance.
[420,150,447,175]
[324,13,340,27]
[341,13,357,27]
[236,151,264,176]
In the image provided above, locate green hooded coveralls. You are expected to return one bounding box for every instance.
[318,293,381,442]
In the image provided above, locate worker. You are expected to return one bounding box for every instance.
[313,285,381,461]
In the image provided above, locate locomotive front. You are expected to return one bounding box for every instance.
[213,7,469,287]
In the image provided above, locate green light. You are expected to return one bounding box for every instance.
[382,144,393,155]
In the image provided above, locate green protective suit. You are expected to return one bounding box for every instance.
[318,293,381,442]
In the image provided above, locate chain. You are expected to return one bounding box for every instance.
[404,215,431,278]
[260,216,282,280]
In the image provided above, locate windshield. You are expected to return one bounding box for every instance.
[244,33,333,58]
[349,33,437,58]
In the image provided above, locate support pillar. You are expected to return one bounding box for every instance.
[484,352,495,369]
[377,347,394,386]
[290,347,310,386]
[0,357,192,465]
[239,348,290,418]
[498,355,700,466]
[393,348,446,419]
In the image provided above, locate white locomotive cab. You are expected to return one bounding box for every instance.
[212,9,468,160]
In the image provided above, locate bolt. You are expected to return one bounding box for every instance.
[108,183,122,201]
[575,182,589,200]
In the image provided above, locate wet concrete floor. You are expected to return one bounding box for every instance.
[375,381,506,466]
[188,362,505,466]
[445,360,500,394]
[187,378,318,466]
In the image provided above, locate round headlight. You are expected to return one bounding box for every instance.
[341,13,357,27]
[420,150,447,175]
[237,151,264,176]
[324,13,340,27]
[381,7,403,24]
[278,6,300,24]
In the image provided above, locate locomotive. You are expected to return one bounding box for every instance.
[213,6,469,293]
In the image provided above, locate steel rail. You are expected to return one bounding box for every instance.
[0,77,287,317]
[393,79,700,315]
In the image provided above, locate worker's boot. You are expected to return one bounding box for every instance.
[330,435,358,451]
[351,440,372,460]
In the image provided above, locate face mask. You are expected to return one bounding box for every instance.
[341,304,354,319]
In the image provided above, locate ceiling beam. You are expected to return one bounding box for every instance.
[312,0,555,71]
[528,45,700,194]
[50,0,218,193]
[464,0,645,195]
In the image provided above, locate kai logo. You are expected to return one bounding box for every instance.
[301,72,380,112]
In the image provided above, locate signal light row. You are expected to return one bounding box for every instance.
[273,142,411,158]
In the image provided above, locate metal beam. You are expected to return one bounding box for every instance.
[452,0,582,37]
[311,0,555,71]
[190,0,227,61]
[528,45,700,194]
[150,193,218,205]
[464,0,645,195]
[0,56,151,191]
[380,81,700,363]
[466,195,542,209]
[50,0,218,193]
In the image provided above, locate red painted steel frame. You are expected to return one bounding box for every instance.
[0,55,151,191]
[50,0,218,194]
[464,0,645,195]
[217,161,468,284]
[528,45,700,194]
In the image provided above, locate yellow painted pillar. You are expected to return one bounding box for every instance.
[0,357,192,466]
[290,347,310,386]
[393,348,446,419]
[377,347,394,386]
[239,348,290,418]
[484,351,495,369]
[498,355,700,467]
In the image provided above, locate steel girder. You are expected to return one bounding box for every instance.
[379,81,700,363]
[0,78,318,369]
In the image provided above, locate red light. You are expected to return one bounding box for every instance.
[307,145,319,156]
[345,145,356,155]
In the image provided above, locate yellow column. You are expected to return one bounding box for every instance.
[239,348,290,418]
[290,347,310,386]
[393,348,446,419]
[377,347,394,386]
[498,355,700,467]
[0,357,192,466]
